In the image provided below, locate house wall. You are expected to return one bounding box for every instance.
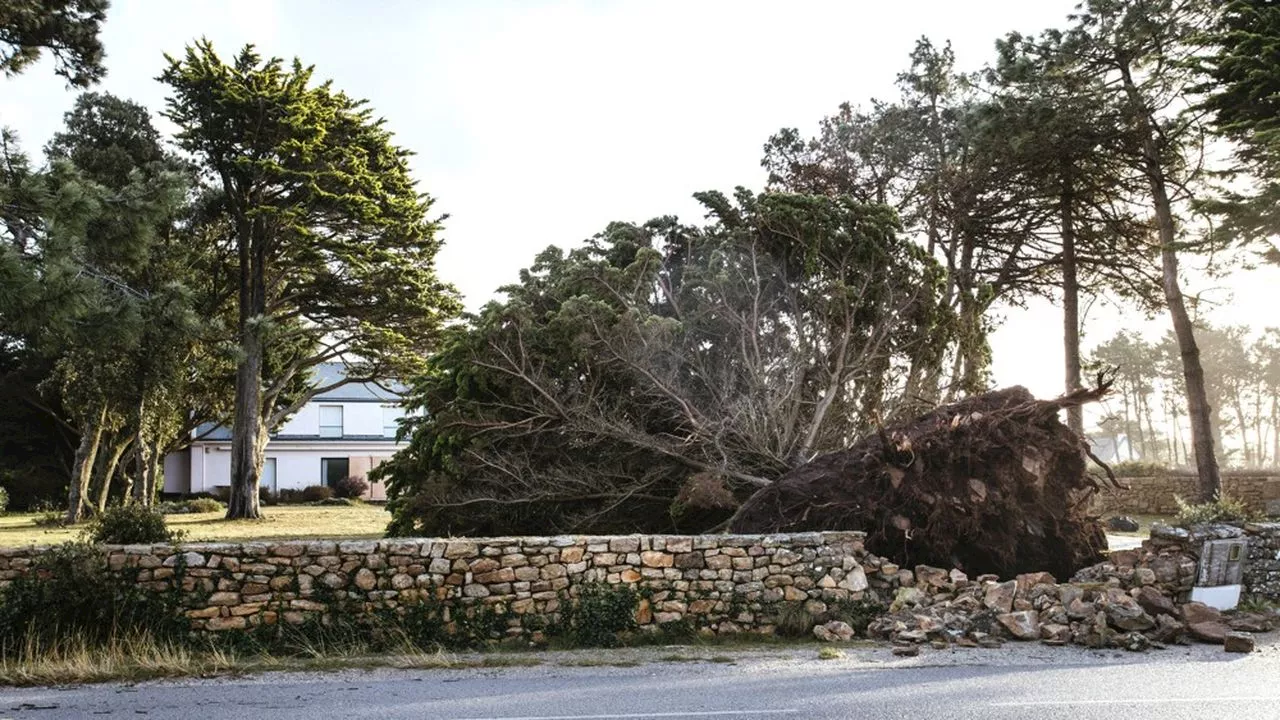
[182,445,395,498]
[163,451,191,494]
[277,401,392,437]
[278,404,320,436]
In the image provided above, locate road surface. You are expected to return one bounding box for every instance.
[1,641,1275,720]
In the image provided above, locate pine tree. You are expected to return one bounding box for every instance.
[160,42,460,519]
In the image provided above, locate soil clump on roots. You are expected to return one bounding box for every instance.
[730,378,1120,579]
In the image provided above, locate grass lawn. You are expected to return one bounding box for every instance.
[0,504,393,547]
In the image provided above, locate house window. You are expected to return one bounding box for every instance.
[262,457,278,494]
[321,457,349,487]
[319,405,343,438]
[382,405,400,438]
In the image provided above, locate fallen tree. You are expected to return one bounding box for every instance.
[729,377,1120,579]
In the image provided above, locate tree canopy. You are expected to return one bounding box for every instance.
[379,190,956,536]
[159,41,460,518]
[0,0,108,87]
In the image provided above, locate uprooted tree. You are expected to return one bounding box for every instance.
[730,377,1120,579]
[378,190,962,537]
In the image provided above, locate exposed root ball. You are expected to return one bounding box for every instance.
[729,381,1119,579]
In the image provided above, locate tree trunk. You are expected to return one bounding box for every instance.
[1130,386,1147,460]
[1121,388,1135,461]
[1119,64,1221,502]
[95,437,131,513]
[1233,397,1251,468]
[1060,176,1084,436]
[142,445,161,505]
[1142,393,1159,464]
[1272,394,1279,469]
[66,406,106,524]
[227,215,268,520]
[1253,391,1264,467]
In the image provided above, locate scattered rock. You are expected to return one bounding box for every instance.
[1119,631,1152,652]
[1224,631,1256,654]
[1188,621,1230,644]
[1226,613,1276,634]
[891,586,927,611]
[813,621,855,642]
[1149,614,1186,644]
[984,581,1017,614]
[915,565,950,589]
[1134,586,1178,619]
[997,610,1040,640]
[1107,516,1140,532]
[891,645,920,657]
[1103,595,1155,631]
[1039,623,1072,644]
[1181,602,1222,627]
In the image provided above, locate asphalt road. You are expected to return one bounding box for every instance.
[2,643,1277,720]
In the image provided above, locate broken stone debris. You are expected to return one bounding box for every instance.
[846,560,1278,653]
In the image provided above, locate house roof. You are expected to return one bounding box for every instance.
[311,363,407,402]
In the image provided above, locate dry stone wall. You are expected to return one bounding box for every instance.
[0,532,873,636]
[1240,523,1280,599]
[1091,475,1280,516]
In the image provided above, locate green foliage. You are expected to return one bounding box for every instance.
[158,41,459,518]
[769,602,820,639]
[186,498,225,514]
[0,0,108,87]
[381,191,954,537]
[1200,0,1280,246]
[84,504,184,545]
[0,485,8,514]
[1173,495,1262,527]
[1111,461,1172,478]
[331,476,369,500]
[156,498,224,514]
[560,583,639,648]
[0,542,185,656]
[300,485,333,503]
[32,510,65,528]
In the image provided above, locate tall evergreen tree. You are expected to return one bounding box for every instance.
[0,0,108,86]
[988,30,1155,434]
[160,42,459,519]
[1064,0,1222,501]
[1201,0,1280,249]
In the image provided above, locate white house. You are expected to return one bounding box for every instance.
[163,364,408,500]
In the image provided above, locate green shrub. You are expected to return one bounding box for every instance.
[300,485,333,503]
[33,510,65,527]
[84,504,184,545]
[185,497,224,514]
[770,602,820,638]
[0,486,8,514]
[1173,495,1261,528]
[0,542,185,656]
[156,498,224,515]
[560,583,638,647]
[331,476,369,499]
[1111,461,1173,478]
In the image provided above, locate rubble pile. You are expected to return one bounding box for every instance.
[846,557,1277,652]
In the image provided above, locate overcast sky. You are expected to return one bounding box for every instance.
[3,0,1277,420]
